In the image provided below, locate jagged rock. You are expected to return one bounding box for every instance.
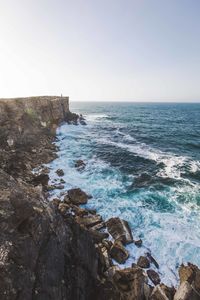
[105,266,120,278]
[179,264,195,284]
[160,284,176,300]
[134,239,143,247]
[87,208,97,215]
[137,256,150,268]
[52,198,61,207]
[150,285,169,300]
[174,281,199,300]
[32,173,49,187]
[113,267,145,299]
[106,217,133,245]
[90,221,106,231]
[58,202,70,215]
[89,230,109,243]
[47,183,65,190]
[179,263,200,293]
[68,188,90,205]
[147,269,161,285]
[75,159,86,170]
[75,214,103,228]
[102,240,113,251]
[98,245,113,272]
[144,282,152,299]
[71,205,88,216]
[56,168,64,176]
[147,252,159,269]
[110,240,129,264]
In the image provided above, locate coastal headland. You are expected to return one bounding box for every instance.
[0,96,199,300]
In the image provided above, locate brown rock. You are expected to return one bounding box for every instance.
[75,214,102,228]
[174,281,199,300]
[150,285,169,300]
[58,203,70,215]
[147,269,161,285]
[105,266,120,278]
[160,284,176,300]
[113,267,145,299]
[98,245,113,272]
[89,230,109,243]
[179,264,195,284]
[137,256,150,269]
[68,188,90,205]
[56,169,64,176]
[106,217,133,245]
[32,173,49,187]
[110,240,129,264]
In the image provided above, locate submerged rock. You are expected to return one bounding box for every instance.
[56,168,64,176]
[75,159,86,170]
[106,217,133,245]
[134,239,143,247]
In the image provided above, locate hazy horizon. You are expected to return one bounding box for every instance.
[0,0,200,102]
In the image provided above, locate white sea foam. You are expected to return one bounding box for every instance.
[84,113,109,122]
[96,136,200,181]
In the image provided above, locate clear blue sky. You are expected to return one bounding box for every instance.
[0,0,200,101]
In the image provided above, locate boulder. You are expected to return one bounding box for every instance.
[113,267,145,300]
[110,240,129,264]
[56,169,64,176]
[147,269,161,285]
[137,256,150,269]
[106,217,133,245]
[68,188,90,205]
[75,214,102,228]
[174,281,199,300]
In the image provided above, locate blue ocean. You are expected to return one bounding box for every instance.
[48,102,200,286]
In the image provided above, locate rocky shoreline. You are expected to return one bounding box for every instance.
[0,96,200,300]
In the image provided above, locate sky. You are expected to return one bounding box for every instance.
[0,0,200,102]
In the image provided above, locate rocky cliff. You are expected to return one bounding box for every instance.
[0,96,99,300]
[0,96,199,300]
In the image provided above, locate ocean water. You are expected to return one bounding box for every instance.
[48,102,200,286]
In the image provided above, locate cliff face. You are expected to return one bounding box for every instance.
[0,96,72,179]
[0,96,101,300]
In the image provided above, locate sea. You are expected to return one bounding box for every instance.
[47,102,200,286]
